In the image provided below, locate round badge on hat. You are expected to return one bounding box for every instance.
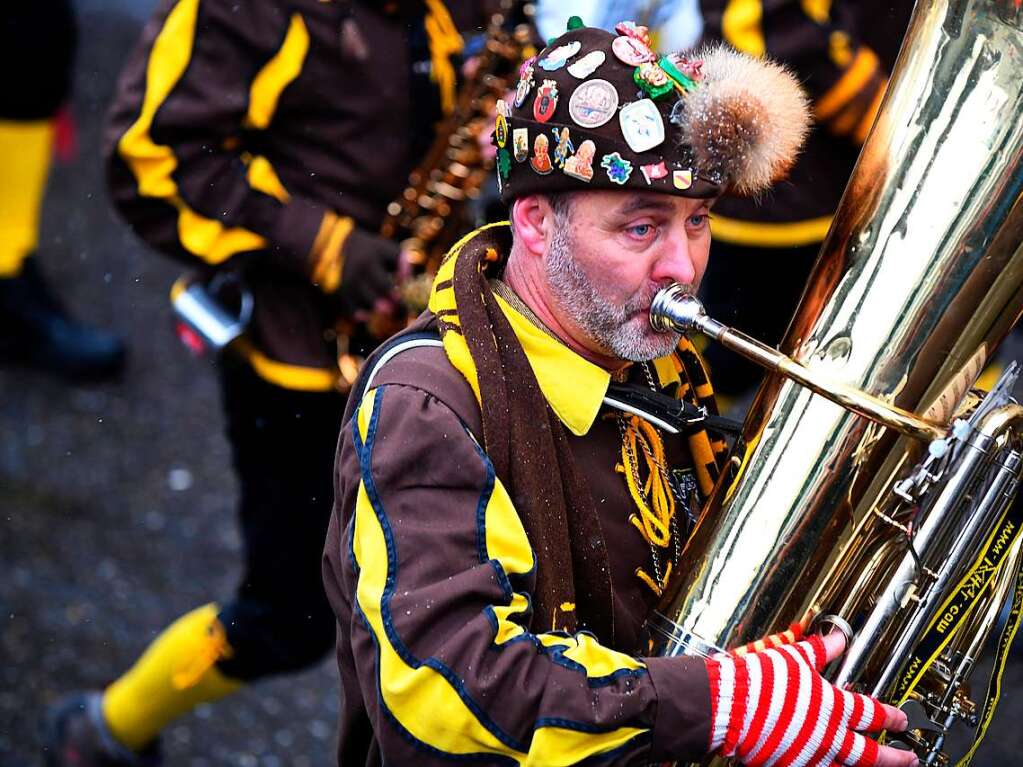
[568,78,619,129]
[619,99,665,152]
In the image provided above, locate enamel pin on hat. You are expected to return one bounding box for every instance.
[619,99,664,153]
[568,79,619,129]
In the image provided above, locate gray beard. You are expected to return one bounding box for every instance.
[544,225,683,362]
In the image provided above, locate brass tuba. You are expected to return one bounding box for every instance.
[647,0,1023,763]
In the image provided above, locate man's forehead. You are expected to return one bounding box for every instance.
[580,190,716,216]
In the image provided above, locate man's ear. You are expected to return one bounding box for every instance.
[510,196,550,259]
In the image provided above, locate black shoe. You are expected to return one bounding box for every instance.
[42,692,161,767]
[0,258,126,381]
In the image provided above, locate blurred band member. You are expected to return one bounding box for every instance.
[45,0,488,764]
[0,1,125,381]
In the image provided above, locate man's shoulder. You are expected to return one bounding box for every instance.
[352,333,482,438]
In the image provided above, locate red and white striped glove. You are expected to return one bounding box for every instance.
[706,631,918,767]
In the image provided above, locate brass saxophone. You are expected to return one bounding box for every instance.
[335,1,535,385]
[647,0,1023,764]
[380,0,536,314]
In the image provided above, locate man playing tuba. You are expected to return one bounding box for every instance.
[322,19,920,767]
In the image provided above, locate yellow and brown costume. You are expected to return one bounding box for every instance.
[322,223,729,765]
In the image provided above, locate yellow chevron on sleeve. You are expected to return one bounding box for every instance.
[484,478,534,576]
[245,155,290,202]
[530,725,646,764]
[116,0,280,264]
[352,388,524,759]
[484,474,646,678]
[355,386,378,442]
[722,0,765,57]
[800,0,831,23]
[244,13,309,130]
[816,46,880,122]
[536,633,645,677]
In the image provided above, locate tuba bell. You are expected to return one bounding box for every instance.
[647,0,1023,764]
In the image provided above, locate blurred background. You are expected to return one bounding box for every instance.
[1,1,339,763]
[2,1,1022,765]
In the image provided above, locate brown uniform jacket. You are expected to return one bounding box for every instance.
[106,0,486,390]
[699,0,913,247]
[322,233,719,764]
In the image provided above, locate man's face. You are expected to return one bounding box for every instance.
[542,189,714,363]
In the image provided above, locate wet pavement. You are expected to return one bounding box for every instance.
[2,4,1022,767]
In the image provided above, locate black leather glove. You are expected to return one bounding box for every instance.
[336,226,400,315]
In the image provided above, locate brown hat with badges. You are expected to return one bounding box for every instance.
[494,18,811,202]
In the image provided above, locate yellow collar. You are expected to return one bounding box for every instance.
[493,295,610,436]
[427,222,683,437]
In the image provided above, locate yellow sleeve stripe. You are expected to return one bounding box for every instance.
[350,388,648,763]
[423,0,464,115]
[233,338,338,391]
[244,14,309,130]
[710,213,833,247]
[815,46,880,121]
[722,0,765,57]
[245,155,290,203]
[118,0,200,202]
[480,455,646,681]
[309,213,354,294]
[116,0,290,265]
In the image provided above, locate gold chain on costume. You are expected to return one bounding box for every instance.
[616,362,686,597]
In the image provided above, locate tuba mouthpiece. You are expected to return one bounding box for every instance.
[650,284,710,335]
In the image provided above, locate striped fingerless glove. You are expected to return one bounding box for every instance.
[706,634,891,767]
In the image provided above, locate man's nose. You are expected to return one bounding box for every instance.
[651,233,696,286]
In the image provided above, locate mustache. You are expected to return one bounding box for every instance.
[623,281,693,315]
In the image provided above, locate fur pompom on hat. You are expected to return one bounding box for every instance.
[496,20,810,201]
[679,45,810,196]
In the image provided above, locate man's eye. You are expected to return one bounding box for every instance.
[628,224,654,237]
[688,214,710,228]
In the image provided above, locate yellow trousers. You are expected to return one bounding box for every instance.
[0,119,53,277]
[102,604,241,751]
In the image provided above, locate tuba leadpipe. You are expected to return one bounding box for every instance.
[650,288,947,443]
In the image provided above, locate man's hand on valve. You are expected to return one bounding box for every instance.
[707,630,918,767]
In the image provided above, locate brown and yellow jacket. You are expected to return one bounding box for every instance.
[323,224,730,765]
[106,0,485,390]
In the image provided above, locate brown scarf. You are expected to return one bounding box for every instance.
[430,225,616,642]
